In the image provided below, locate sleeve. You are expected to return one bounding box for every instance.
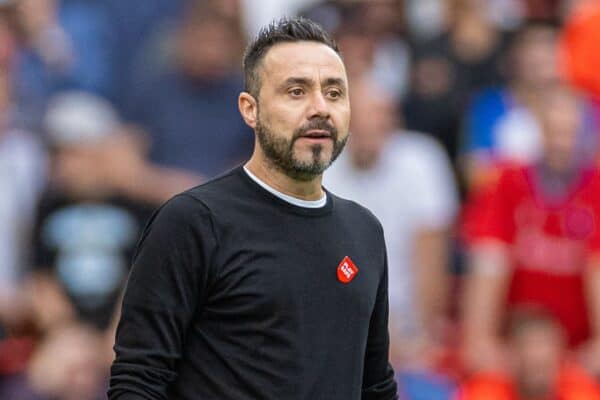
[464,168,515,245]
[108,194,218,400]
[460,89,506,155]
[362,241,399,400]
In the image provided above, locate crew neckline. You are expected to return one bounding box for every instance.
[243,166,327,208]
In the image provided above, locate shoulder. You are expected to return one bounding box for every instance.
[489,162,530,194]
[391,131,449,163]
[148,192,213,235]
[329,193,384,236]
[389,132,456,188]
[183,167,245,205]
[498,162,529,180]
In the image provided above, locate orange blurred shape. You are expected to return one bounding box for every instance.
[560,1,600,98]
[455,373,514,400]
[455,364,600,400]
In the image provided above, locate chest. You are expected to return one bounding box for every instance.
[509,196,597,275]
[203,216,383,328]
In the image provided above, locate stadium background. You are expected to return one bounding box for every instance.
[2,0,600,398]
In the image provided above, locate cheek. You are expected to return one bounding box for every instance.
[261,102,304,133]
[334,105,351,137]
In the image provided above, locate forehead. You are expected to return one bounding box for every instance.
[260,41,347,83]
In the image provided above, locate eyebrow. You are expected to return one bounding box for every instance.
[322,77,346,90]
[280,76,347,91]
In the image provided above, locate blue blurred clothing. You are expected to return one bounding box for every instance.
[126,70,254,178]
[14,0,116,130]
[461,87,513,154]
[462,87,600,164]
[103,0,184,112]
[397,372,455,400]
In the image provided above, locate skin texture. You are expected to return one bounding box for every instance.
[239,41,351,200]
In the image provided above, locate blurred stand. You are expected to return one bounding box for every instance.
[12,0,115,131]
[460,20,562,190]
[103,0,184,113]
[303,0,410,102]
[404,0,509,164]
[2,0,600,398]
[0,0,47,348]
[123,0,253,179]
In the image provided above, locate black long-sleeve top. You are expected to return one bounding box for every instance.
[109,166,398,400]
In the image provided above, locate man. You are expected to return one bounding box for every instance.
[462,82,600,376]
[108,17,398,400]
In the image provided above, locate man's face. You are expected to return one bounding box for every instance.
[348,82,396,170]
[539,86,581,173]
[251,41,350,180]
[514,27,559,89]
[511,321,564,399]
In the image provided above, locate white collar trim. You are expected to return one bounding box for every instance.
[243,166,327,208]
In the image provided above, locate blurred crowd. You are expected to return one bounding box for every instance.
[2,0,600,399]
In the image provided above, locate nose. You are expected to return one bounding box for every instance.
[308,91,330,119]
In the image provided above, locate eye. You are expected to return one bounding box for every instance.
[289,88,304,97]
[327,89,342,99]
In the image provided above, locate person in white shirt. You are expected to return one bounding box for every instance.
[325,78,459,370]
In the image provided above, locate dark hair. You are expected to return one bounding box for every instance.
[242,17,340,98]
[508,18,561,49]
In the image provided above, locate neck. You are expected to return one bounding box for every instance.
[245,150,325,201]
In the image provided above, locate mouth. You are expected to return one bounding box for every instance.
[298,129,333,140]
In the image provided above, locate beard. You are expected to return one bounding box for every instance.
[255,115,347,181]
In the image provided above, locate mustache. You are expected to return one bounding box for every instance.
[293,118,337,139]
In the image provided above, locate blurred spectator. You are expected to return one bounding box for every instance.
[404,0,509,163]
[13,0,116,130]
[457,309,600,400]
[124,1,253,179]
[460,20,561,188]
[361,0,410,101]
[103,0,184,112]
[304,0,410,101]
[461,83,600,376]
[324,79,459,372]
[0,1,46,336]
[29,91,155,332]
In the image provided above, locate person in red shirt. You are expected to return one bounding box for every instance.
[461,81,600,376]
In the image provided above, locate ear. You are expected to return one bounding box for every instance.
[238,92,258,129]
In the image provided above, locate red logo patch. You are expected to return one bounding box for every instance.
[337,256,358,284]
